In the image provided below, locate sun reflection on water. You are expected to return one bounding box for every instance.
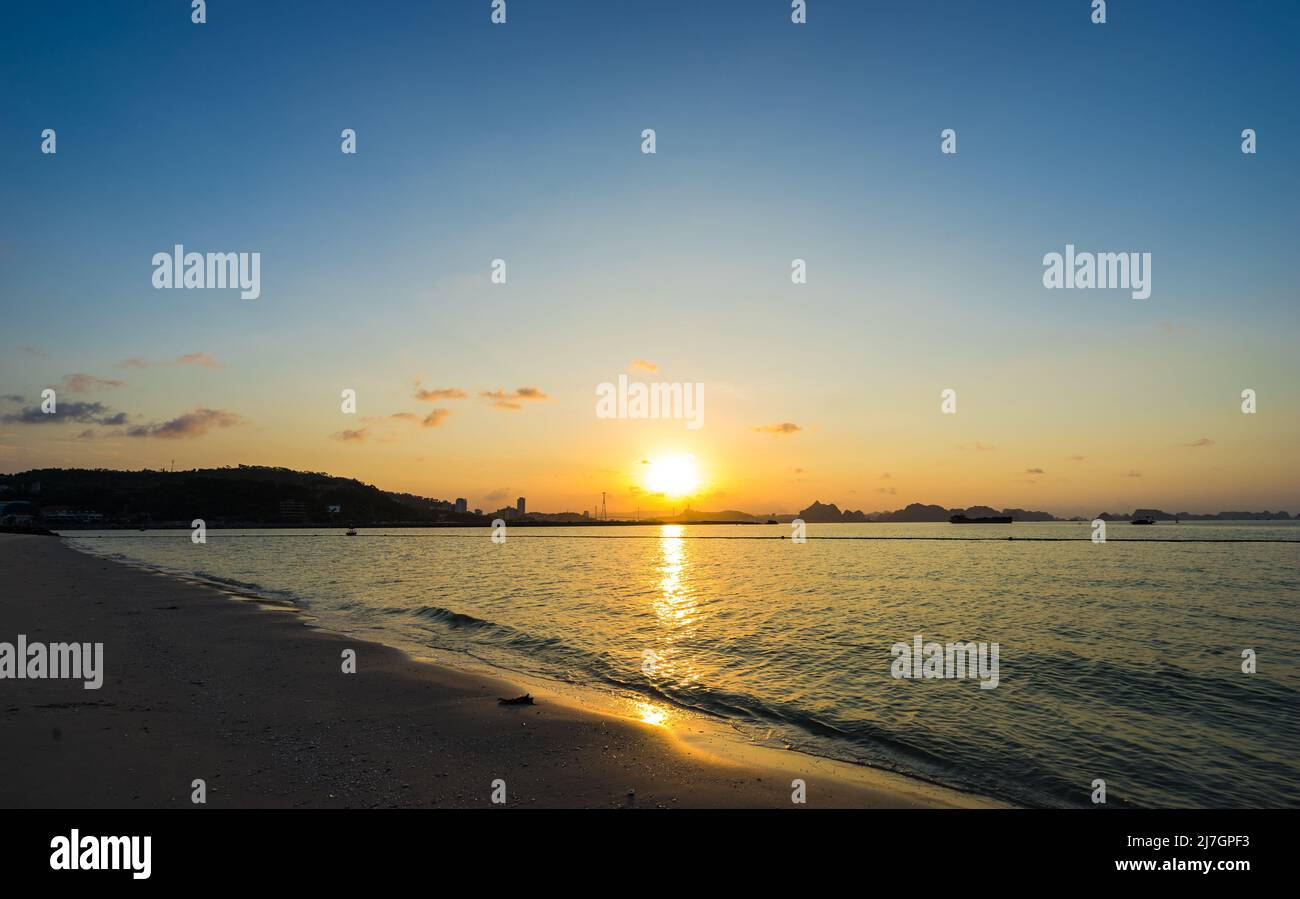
[645,523,703,695]
[653,524,695,626]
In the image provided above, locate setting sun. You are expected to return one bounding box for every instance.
[643,454,701,498]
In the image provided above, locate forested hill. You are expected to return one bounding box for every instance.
[0,466,451,525]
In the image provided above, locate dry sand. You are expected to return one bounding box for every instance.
[0,534,1005,808]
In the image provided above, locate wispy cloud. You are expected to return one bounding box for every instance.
[1025,467,1045,475]
[1,400,128,426]
[414,381,468,402]
[1185,437,1215,447]
[62,373,125,393]
[176,352,224,369]
[753,422,802,435]
[118,353,224,370]
[363,412,422,424]
[629,359,658,373]
[126,408,242,439]
[481,387,548,410]
[349,411,437,441]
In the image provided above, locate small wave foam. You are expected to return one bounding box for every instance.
[399,598,1047,804]
[411,604,510,632]
[185,570,300,604]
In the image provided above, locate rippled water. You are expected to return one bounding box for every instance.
[63,521,1300,808]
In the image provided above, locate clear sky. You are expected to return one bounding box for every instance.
[2,1,1297,517]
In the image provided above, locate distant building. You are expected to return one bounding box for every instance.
[278,499,309,518]
[41,509,105,524]
[454,498,468,514]
[0,500,36,524]
[531,511,589,523]
[473,508,482,517]
[516,497,526,517]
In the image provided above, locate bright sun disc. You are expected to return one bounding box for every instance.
[644,454,701,498]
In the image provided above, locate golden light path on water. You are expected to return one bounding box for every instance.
[635,524,701,729]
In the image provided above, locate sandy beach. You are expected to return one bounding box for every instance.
[0,534,1002,809]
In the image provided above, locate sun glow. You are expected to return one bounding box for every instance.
[643,454,701,498]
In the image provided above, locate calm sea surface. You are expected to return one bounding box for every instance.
[63,521,1300,808]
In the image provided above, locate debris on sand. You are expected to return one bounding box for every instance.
[498,693,535,706]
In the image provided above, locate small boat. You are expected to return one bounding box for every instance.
[1131,517,1156,525]
[950,515,1012,524]
[345,526,358,536]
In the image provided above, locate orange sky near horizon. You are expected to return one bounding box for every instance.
[4,352,1297,518]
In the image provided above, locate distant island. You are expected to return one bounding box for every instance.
[0,468,1292,528]
[1093,508,1295,522]
[789,500,1293,524]
[792,500,1059,523]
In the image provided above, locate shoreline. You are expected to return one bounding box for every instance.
[63,535,997,801]
[1,534,1007,809]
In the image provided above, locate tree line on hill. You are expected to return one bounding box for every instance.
[0,466,468,525]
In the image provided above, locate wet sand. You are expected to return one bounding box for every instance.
[0,534,1005,808]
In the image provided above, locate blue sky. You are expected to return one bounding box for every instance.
[1,1,1297,513]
